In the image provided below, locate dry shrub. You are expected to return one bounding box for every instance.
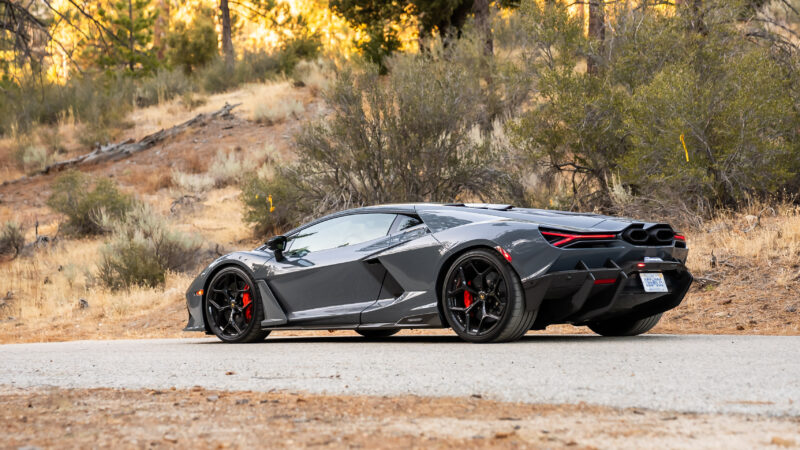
[46,171,134,236]
[0,222,25,259]
[171,170,215,194]
[207,150,248,187]
[98,204,202,289]
[293,59,334,95]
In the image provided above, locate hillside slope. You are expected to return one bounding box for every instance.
[0,82,798,343]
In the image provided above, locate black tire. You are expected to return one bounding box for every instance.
[205,267,271,343]
[356,329,400,339]
[588,313,663,337]
[441,248,536,343]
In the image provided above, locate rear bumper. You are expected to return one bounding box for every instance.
[523,259,693,328]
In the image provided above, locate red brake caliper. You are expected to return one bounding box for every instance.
[242,285,252,321]
[464,281,472,308]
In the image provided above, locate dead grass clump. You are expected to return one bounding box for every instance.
[171,170,215,194]
[140,171,174,193]
[293,59,334,96]
[244,81,305,125]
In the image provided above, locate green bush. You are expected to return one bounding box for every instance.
[98,204,202,289]
[242,49,523,235]
[508,0,800,212]
[241,174,306,236]
[166,10,218,74]
[0,74,134,136]
[46,171,134,236]
[0,222,25,258]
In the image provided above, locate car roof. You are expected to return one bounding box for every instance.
[356,203,515,213]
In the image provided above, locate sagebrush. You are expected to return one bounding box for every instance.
[98,204,202,289]
[47,171,134,236]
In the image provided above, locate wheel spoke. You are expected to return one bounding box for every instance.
[230,317,242,334]
[458,267,468,285]
[207,299,228,311]
[447,286,465,296]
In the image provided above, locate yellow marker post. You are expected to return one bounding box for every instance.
[680,134,689,162]
[268,194,275,212]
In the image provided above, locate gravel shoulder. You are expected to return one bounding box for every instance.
[1,334,799,416]
[2,386,799,449]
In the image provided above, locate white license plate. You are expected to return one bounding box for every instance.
[640,272,668,293]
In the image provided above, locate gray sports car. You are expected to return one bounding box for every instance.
[185,203,692,343]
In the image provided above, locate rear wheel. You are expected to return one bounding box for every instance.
[205,267,271,343]
[356,329,400,339]
[588,313,663,337]
[441,249,536,343]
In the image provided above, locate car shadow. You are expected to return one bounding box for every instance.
[195,333,685,345]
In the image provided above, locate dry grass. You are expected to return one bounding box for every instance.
[0,235,200,344]
[294,59,334,95]
[655,203,800,335]
[243,81,306,125]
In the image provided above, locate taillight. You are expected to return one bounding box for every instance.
[674,234,686,242]
[540,230,618,247]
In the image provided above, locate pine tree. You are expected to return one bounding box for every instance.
[93,0,158,74]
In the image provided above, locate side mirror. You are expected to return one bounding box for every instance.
[266,235,287,259]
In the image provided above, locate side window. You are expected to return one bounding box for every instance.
[288,214,397,254]
[393,215,423,233]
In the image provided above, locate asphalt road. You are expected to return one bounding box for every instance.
[1,334,798,416]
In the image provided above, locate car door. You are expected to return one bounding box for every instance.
[266,213,398,327]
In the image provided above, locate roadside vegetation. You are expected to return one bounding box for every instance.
[1,0,799,342]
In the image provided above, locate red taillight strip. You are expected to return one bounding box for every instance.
[674,234,686,241]
[593,278,617,285]
[541,231,618,247]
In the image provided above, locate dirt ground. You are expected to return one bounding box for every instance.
[1,386,798,449]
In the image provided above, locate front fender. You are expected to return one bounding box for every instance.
[184,250,274,333]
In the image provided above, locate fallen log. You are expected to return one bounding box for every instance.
[1,102,240,187]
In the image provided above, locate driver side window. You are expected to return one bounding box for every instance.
[287,213,397,255]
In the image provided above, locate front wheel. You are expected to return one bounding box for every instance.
[441,249,536,343]
[588,313,663,337]
[205,267,271,343]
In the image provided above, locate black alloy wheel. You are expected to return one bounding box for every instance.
[206,267,270,343]
[442,249,536,343]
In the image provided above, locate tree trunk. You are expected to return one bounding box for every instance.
[471,0,493,57]
[587,0,605,75]
[219,0,234,67]
[154,0,169,60]
[128,0,135,71]
[690,0,706,34]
